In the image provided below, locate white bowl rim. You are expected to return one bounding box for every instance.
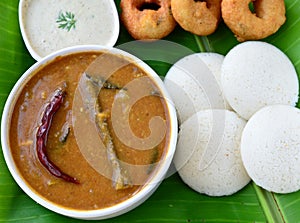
[18,0,120,61]
[1,45,178,220]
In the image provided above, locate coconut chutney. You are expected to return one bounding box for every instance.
[19,0,119,60]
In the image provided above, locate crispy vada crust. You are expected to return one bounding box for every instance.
[120,0,176,40]
[221,0,286,42]
[171,0,222,36]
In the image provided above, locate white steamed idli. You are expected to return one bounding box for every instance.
[221,41,299,120]
[241,105,300,193]
[173,109,250,196]
[164,53,230,124]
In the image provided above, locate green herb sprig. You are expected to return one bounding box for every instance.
[56,11,76,31]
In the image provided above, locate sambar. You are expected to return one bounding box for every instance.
[8,49,172,211]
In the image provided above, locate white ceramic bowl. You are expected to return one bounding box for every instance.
[1,45,178,220]
[19,0,120,60]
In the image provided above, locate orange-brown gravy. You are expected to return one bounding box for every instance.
[9,52,170,210]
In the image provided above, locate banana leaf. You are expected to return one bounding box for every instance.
[0,0,300,222]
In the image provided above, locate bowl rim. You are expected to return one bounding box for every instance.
[0,45,178,220]
[18,0,120,61]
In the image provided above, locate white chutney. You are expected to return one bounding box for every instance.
[19,0,119,60]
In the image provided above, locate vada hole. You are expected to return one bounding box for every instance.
[137,2,161,11]
[248,1,255,13]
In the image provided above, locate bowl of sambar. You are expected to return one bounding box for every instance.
[1,45,177,220]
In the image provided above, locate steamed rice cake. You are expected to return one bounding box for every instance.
[164,53,230,124]
[241,105,300,193]
[221,41,299,120]
[173,109,250,196]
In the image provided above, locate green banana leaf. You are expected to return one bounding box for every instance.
[0,0,300,222]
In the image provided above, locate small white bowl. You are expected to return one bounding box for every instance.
[19,0,120,61]
[1,45,178,220]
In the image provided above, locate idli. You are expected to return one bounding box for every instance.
[221,41,299,120]
[241,105,300,193]
[164,53,230,124]
[174,109,250,196]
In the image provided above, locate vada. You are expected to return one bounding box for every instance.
[120,0,176,40]
[171,0,222,36]
[221,0,286,41]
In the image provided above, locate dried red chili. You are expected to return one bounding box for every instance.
[36,88,79,184]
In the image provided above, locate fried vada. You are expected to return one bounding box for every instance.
[221,0,286,42]
[171,0,222,36]
[120,0,176,40]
